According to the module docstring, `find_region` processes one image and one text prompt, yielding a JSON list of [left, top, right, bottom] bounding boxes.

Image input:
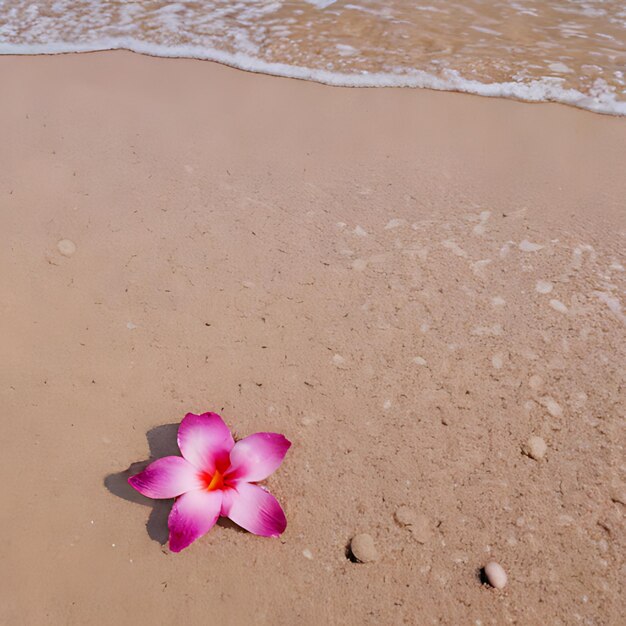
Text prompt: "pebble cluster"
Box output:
[[349, 511, 509, 591]]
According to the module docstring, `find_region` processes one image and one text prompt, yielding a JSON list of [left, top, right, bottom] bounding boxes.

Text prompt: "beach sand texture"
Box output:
[[1, 51, 625, 625]]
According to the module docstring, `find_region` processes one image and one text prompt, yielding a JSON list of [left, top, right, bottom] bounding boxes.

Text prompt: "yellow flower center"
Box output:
[[206, 469, 224, 491]]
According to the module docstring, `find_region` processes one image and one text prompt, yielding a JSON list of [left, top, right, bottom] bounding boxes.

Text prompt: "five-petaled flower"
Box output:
[[128, 412, 291, 552]]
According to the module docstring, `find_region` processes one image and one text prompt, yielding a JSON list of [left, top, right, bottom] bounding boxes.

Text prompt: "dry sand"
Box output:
[[1, 51, 625, 625]]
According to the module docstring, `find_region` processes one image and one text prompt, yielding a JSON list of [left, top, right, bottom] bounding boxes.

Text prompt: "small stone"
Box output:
[[412, 356, 427, 366], [484, 562, 507, 589], [332, 354, 345, 366], [522, 436, 547, 460], [350, 533, 379, 563], [528, 375, 543, 390], [354, 225, 368, 237], [300, 415, 316, 426], [550, 299, 568, 313], [302, 549, 313, 560], [385, 218, 405, 230], [491, 353, 504, 369], [394, 506, 417, 527], [519, 240, 543, 252], [609, 487, 626, 506], [57, 238, 76, 257], [535, 280, 554, 294], [543, 397, 563, 417], [410, 515, 433, 544]]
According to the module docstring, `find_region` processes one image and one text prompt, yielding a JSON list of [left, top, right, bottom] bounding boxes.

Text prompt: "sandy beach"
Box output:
[[1, 51, 625, 624]]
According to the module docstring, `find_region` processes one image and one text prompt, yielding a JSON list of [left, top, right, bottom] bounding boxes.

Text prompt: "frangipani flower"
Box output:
[[128, 412, 291, 552]]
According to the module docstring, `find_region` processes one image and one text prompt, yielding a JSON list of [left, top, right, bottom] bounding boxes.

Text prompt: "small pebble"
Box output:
[[519, 240, 543, 252], [549, 299, 568, 313], [412, 356, 427, 366], [484, 561, 507, 589], [385, 218, 405, 230], [332, 354, 345, 366], [354, 225, 368, 237], [394, 506, 417, 527], [609, 487, 626, 506], [57, 238, 76, 257], [410, 514, 433, 544], [302, 549, 313, 560], [535, 280, 554, 294], [350, 533, 379, 563], [491, 353, 504, 369], [528, 374, 543, 390], [543, 397, 563, 417], [522, 436, 547, 461]]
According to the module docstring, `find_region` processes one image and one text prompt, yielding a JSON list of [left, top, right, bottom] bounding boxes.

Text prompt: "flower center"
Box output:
[[205, 469, 224, 492]]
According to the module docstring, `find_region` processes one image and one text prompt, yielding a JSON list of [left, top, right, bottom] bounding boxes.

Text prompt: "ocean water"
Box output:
[[1, 0, 625, 115]]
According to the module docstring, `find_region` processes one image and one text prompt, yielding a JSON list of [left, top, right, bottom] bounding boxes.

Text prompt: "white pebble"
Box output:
[[57, 239, 76, 257], [491, 296, 506, 307], [491, 353, 504, 369], [522, 436, 547, 460], [354, 225, 368, 237], [332, 354, 345, 366], [302, 549, 313, 560], [384, 218, 405, 230], [383, 399, 392, 410], [543, 397, 563, 417], [484, 562, 507, 589], [535, 280, 554, 294], [412, 356, 427, 366], [549, 299, 568, 313], [519, 240, 544, 252], [126, 321, 137, 330]]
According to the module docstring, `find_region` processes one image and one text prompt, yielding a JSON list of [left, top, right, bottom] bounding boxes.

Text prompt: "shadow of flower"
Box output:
[[104, 423, 179, 544]]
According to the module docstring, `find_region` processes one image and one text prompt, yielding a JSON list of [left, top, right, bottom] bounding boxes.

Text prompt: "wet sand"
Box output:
[[1, 51, 625, 625]]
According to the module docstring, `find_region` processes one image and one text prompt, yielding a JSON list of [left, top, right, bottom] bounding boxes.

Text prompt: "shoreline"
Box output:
[[1, 50, 625, 625], [0, 46, 624, 117]]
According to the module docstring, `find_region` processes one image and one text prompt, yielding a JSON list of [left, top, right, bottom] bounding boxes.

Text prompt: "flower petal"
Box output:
[[177, 412, 234, 472], [222, 483, 287, 537], [128, 456, 203, 499], [168, 489, 223, 552], [226, 432, 291, 483]]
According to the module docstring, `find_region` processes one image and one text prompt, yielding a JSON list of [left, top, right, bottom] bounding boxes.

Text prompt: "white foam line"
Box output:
[[1, 38, 625, 116]]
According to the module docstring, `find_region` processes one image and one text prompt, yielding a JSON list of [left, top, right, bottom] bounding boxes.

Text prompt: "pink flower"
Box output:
[[128, 412, 291, 552]]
